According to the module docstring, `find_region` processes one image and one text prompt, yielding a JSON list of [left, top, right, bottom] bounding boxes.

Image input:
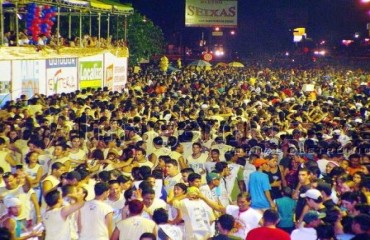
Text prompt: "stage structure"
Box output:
[[0, 0, 133, 46]]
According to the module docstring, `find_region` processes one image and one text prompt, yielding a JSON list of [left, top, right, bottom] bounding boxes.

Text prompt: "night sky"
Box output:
[[126, 0, 369, 54]]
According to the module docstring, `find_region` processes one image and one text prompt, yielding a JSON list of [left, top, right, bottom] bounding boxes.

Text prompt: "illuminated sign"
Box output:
[[185, 0, 238, 28]]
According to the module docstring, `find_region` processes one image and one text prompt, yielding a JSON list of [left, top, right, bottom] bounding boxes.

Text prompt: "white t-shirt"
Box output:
[[164, 173, 182, 194], [226, 205, 263, 239], [43, 208, 71, 240], [290, 227, 317, 240], [174, 198, 215, 240], [79, 199, 113, 240], [116, 215, 156, 240], [158, 223, 183, 240], [143, 198, 167, 218], [105, 195, 126, 224]]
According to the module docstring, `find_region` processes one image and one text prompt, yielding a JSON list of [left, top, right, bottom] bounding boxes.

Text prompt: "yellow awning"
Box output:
[[90, 0, 112, 10], [99, 0, 133, 13]]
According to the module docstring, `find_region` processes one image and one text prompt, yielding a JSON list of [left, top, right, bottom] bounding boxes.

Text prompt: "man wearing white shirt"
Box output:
[[164, 159, 182, 194], [291, 210, 324, 240], [226, 192, 263, 239], [142, 187, 167, 218], [105, 180, 125, 224], [78, 182, 114, 240], [173, 186, 215, 240]]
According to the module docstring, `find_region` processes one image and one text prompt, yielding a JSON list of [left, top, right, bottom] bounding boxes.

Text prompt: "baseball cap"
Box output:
[[4, 197, 21, 208], [300, 189, 322, 200], [206, 172, 221, 183], [303, 210, 326, 224], [253, 158, 268, 168]]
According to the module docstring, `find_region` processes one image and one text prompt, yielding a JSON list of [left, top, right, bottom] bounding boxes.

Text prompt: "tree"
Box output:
[[126, 12, 165, 66]]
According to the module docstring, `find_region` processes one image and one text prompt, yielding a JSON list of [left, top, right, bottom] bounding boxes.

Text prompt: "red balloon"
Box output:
[[46, 13, 52, 18], [51, 12, 57, 16], [44, 5, 50, 10], [33, 36, 38, 42], [45, 33, 51, 38]]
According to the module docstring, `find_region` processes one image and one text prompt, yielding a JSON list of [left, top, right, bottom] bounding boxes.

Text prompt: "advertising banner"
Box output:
[[113, 57, 127, 92], [46, 58, 78, 95], [12, 60, 46, 99], [104, 53, 128, 92], [79, 55, 103, 89], [0, 61, 12, 106], [185, 0, 238, 28]]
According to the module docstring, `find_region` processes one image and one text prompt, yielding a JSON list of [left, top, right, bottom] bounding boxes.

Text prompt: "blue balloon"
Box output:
[[51, 17, 56, 22], [51, 6, 57, 12]]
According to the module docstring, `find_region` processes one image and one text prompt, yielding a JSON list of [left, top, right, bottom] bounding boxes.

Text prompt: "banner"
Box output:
[[113, 57, 127, 92], [12, 60, 45, 99], [46, 58, 78, 95], [79, 54, 103, 89], [0, 61, 12, 106], [104, 53, 128, 92], [185, 0, 238, 28]]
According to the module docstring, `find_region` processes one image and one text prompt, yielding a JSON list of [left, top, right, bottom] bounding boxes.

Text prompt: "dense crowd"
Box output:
[[3, 31, 127, 48], [0, 60, 369, 240]]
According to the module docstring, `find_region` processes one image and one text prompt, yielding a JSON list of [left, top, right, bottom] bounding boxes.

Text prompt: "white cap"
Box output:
[[4, 197, 21, 208], [300, 189, 322, 200]]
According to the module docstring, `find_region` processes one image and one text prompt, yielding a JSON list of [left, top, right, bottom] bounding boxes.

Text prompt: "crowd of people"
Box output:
[[3, 30, 127, 48], [0, 60, 368, 240]]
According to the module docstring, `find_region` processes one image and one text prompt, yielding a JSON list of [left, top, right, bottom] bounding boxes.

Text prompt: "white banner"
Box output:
[[45, 58, 78, 95], [185, 0, 238, 28], [12, 60, 46, 100], [0, 61, 12, 107], [104, 53, 127, 92]]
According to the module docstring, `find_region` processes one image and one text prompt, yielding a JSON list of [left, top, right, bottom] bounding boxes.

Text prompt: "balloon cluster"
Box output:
[[26, 3, 57, 42]]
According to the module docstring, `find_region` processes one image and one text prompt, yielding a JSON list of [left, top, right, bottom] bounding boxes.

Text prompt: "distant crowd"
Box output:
[[3, 30, 127, 48], [0, 61, 368, 240]]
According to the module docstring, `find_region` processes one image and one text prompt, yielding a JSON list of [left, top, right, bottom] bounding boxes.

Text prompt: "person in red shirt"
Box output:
[[246, 209, 290, 240]]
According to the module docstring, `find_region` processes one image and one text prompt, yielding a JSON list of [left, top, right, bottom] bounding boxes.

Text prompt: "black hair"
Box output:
[[124, 188, 135, 202], [45, 189, 61, 207], [180, 168, 194, 174], [218, 214, 235, 231], [141, 187, 155, 196], [94, 182, 109, 196], [174, 183, 187, 193], [263, 209, 279, 223], [152, 208, 168, 224], [117, 175, 131, 184], [138, 180, 152, 191], [315, 224, 337, 240], [51, 162, 65, 171], [164, 158, 178, 166], [187, 173, 201, 183], [139, 233, 156, 240], [98, 171, 111, 182]]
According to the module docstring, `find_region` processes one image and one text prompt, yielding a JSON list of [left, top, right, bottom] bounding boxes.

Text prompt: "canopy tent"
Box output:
[[63, 0, 89, 7], [188, 60, 212, 67], [3, 0, 134, 14], [228, 61, 245, 68], [1, 0, 134, 46]]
